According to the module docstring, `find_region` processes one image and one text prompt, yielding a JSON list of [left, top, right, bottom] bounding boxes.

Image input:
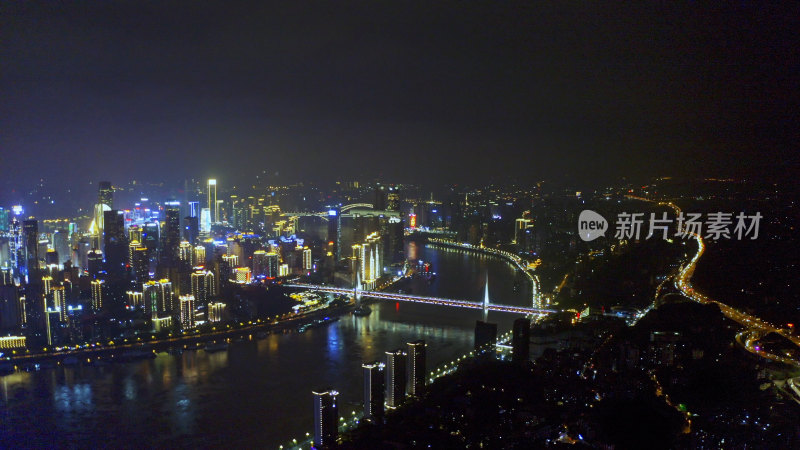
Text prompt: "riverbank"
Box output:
[[0, 302, 357, 370]]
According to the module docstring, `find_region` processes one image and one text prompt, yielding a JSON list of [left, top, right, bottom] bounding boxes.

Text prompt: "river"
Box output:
[[0, 241, 532, 447]]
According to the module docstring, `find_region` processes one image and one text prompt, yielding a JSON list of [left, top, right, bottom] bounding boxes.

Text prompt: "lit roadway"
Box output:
[[629, 196, 800, 368], [284, 283, 556, 316], [424, 237, 543, 309]]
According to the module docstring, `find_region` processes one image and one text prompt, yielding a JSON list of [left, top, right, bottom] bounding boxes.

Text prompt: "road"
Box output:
[[628, 196, 800, 367]]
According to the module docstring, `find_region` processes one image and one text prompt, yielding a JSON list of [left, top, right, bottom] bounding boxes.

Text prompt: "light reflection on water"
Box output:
[[0, 244, 531, 446]]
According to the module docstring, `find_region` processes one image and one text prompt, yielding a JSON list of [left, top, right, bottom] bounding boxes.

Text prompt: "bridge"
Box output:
[[284, 282, 557, 316], [280, 203, 391, 220]]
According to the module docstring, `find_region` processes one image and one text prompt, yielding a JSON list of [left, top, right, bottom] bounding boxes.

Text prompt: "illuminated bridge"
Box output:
[[284, 283, 557, 316]]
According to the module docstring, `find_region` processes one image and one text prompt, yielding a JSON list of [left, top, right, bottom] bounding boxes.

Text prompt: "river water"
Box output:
[[0, 242, 532, 448]]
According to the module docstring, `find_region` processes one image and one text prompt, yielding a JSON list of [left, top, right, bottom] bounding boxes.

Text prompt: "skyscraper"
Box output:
[[385, 348, 407, 409], [327, 208, 341, 261], [102, 210, 127, 279], [98, 181, 113, 209], [183, 215, 199, 244], [191, 269, 215, 310], [207, 179, 218, 224], [406, 340, 426, 397], [144, 279, 173, 316], [179, 294, 195, 328], [474, 320, 498, 356], [90, 279, 104, 310], [312, 388, 339, 448], [87, 249, 103, 279], [252, 250, 268, 279], [362, 361, 385, 423], [162, 203, 181, 266], [23, 219, 39, 278], [512, 318, 531, 363]]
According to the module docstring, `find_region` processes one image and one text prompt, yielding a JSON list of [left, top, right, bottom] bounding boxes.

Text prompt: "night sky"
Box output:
[[2, 2, 797, 192]]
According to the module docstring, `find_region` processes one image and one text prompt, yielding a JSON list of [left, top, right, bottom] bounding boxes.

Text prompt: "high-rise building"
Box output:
[[208, 301, 225, 322], [252, 250, 268, 279], [162, 203, 181, 266], [87, 249, 103, 279], [312, 388, 339, 448], [233, 267, 251, 284], [474, 320, 498, 355], [190, 269, 216, 308], [266, 251, 279, 278], [0, 284, 21, 331], [374, 186, 387, 210], [91, 279, 105, 310], [102, 210, 127, 279], [52, 285, 67, 322], [302, 247, 312, 272], [200, 208, 211, 234], [183, 216, 198, 244], [207, 179, 218, 224], [193, 245, 206, 267], [23, 219, 40, 278], [385, 348, 407, 409], [362, 361, 385, 423], [143, 279, 173, 315], [126, 290, 144, 309], [179, 294, 195, 328], [52, 229, 70, 265], [98, 181, 113, 209], [512, 318, 531, 363], [357, 232, 382, 289], [406, 340, 426, 397], [326, 208, 341, 261], [131, 246, 150, 285], [179, 241, 193, 265]]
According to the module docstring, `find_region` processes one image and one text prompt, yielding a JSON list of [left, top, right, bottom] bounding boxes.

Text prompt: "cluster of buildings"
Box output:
[[313, 340, 426, 448], [0, 179, 327, 349]]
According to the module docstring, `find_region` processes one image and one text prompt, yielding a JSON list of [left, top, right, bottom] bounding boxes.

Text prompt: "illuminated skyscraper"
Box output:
[[98, 181, 113, 209], [207, 179, 218, 224], [193, 245, 206, 267], [208, 301, 225, 322], [302, 247, 312, 272], [252, 250, 268, 279], [143, 280, 173, 315], [191, 269, 216, 308], [327, 208, 341, 261], [266, 251, 279, 278], [91, 279, 105, 310], [131, 246, 150, 284], [87, 249, 103, 279], [23, 219, 39, 278], [102, 210, 127, 279], [406, 340, 426, 397], [179, 294, 195, 328], [200, 208, 211, 234], [384, 348, 406, 409], [312, 388, 339, 447], [179, 241, 193, 265], [162, 203, 181, 266], [234, 267, 251, 284], [126, 290, 143, 309], [52, 285, 67, 322], [362, 361, 385, 423]]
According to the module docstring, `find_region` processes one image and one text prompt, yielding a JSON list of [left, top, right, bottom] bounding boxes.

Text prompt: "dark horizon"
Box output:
[[2, 2, 798, 192]]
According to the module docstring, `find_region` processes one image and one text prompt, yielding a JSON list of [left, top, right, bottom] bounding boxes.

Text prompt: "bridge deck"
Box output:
[[285, 283, 556, 315]]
